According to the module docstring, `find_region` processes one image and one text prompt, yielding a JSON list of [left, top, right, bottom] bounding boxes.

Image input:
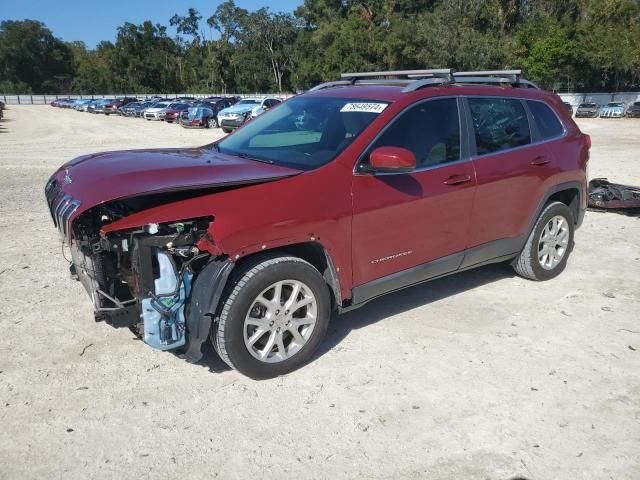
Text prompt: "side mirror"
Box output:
[[262, 105, 268, 110], [368, 146, 416, 173]]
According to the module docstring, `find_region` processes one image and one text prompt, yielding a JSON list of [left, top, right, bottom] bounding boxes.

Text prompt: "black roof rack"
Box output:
[[309, 68, 539, 92]]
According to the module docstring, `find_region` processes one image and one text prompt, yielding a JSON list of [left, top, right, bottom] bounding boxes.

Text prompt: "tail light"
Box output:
[[584, 134, 591, 149]]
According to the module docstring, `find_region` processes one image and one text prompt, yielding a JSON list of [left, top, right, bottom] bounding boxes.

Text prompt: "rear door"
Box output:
[[465, 96, 553, 251], [351, 97, 476, 289]]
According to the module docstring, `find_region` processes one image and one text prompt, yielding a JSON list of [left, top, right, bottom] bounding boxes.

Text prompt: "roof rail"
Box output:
[[309, 68, 539, 93], [455, 69, 523, 79], [340, 69, 454, 81]]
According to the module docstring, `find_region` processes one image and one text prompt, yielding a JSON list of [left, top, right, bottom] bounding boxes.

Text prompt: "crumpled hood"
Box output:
[[49, 147, 301, 218], [219, 104, 259, 115]]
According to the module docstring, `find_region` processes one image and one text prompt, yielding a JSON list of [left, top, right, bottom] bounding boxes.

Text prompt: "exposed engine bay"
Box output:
[[45, 176, 233, 361]]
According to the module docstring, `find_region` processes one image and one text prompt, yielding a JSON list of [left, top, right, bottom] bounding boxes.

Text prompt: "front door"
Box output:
[[351, 97, 476, 295]]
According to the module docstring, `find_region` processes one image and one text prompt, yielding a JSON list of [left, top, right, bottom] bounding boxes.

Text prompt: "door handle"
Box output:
[[531, 156, 550, 166], [443, 174, 472, 186]]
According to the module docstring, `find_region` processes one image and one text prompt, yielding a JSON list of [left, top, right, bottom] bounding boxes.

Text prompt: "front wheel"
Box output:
[[212, 256, 331, 379], [512, 201, 575, 281], [222, 128, 232, 134]]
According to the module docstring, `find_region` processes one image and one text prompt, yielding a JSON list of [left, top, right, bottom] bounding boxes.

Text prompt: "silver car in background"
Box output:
[[600, 102, 627, 118]]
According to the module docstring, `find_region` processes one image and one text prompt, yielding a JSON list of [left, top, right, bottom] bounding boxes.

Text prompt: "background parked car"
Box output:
[[626, 101, 640, 118], [131, 101, 156, 117], [217, 97, 281, 133], [162, 103, 191, 123], [179, 105, 216, 128], [94, 99, 117, 114], [73, 99, 93, 111], [56, 98, 74, 108], [562, 102, 574, 116], [120, 101, 145, 117], [575, 102, 599, 118], [193, 97, 237, 128], [104, 97, 138, 115], [143, 101, 171, 120], [600, 102, 626, 118]]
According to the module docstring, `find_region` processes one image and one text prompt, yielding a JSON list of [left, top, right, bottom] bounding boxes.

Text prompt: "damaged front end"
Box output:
[[45, 177, 233, 362]]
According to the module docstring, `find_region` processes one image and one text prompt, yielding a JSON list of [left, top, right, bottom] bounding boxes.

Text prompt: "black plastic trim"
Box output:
[[459, 236, 524, 270], [181, 258, 234, 363], [351, 252, 464, 306], [527, 181, 584, 232]]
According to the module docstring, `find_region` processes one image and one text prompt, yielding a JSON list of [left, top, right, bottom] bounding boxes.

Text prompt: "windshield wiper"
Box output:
[[236, 152, 274, 164], [211, 141, 220, 152]]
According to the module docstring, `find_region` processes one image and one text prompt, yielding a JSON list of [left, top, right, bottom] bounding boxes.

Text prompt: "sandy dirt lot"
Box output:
[[0, 106, 639, 480]]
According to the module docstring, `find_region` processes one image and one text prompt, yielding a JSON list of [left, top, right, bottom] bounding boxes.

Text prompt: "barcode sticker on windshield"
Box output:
[[340, 103, 388, 114]]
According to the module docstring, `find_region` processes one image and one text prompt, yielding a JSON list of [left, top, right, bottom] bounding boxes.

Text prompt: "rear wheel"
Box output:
[[513, 201, 575, 281], [212, 256, 331, 379], [208, 117, 218, 128]]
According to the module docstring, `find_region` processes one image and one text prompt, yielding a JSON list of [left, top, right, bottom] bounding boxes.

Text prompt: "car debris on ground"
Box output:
[[588, 178, 640, 214]]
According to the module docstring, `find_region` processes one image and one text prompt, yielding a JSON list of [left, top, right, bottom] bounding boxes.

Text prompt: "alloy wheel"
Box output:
[[243, 280, 317, 363], [537, 215, 569, 270]]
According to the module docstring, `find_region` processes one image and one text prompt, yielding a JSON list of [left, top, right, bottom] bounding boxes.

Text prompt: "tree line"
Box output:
[[1, 0, 639, 94]]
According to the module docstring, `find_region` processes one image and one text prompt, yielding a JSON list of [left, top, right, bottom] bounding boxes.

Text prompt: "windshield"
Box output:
[[238, 99, 260, 105], [607, 102, 623, 107], [217, 97, 389, 171], [580, 103, 596, 108]]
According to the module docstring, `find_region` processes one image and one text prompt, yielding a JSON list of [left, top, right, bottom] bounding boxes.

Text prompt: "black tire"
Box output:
[[212, 255, 331, 379], [513, 201, 575, 281], [222, 128, 232, 133]]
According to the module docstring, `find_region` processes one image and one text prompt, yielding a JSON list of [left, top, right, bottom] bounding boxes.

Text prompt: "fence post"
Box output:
[[17, 96, 20, 105]]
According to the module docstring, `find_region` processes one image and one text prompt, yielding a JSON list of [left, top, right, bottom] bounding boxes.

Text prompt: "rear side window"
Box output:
[[527, 101, 564, 140], [369, 98, 460, 167], [468, 98, 531, 155]]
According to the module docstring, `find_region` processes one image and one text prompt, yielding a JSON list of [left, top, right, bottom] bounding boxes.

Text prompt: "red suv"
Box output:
[[45, 69, 589, 379]]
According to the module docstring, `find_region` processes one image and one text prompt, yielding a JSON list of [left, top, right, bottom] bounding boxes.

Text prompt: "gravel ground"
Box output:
[[0, 106, 639, 480]]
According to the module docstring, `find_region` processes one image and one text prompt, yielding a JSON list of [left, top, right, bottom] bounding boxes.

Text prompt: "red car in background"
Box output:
[[104, 97, 138, 115], [44, 69, 589, 379], [162, 103, 191, 123]]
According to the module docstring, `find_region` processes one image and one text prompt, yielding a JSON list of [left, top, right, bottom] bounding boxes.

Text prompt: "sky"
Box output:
[[1, 0, 302, 48]]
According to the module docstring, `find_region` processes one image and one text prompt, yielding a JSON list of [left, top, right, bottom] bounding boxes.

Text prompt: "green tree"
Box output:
[[0, 20, 74, 93]]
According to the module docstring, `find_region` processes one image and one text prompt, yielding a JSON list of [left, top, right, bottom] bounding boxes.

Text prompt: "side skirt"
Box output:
[[344, 236, 525, 312]]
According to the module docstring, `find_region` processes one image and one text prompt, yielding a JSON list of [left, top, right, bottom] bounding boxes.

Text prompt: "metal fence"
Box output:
[[0, 93, 291, 105], [2, 91, 638, 107], [557, 92, 640, 108]]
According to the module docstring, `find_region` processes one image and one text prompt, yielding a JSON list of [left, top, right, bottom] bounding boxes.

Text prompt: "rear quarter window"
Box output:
[[527, 101, 564, 140]]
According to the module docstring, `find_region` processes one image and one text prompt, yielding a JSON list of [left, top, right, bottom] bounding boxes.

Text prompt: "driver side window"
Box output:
[[368, 98, 461, 168]]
